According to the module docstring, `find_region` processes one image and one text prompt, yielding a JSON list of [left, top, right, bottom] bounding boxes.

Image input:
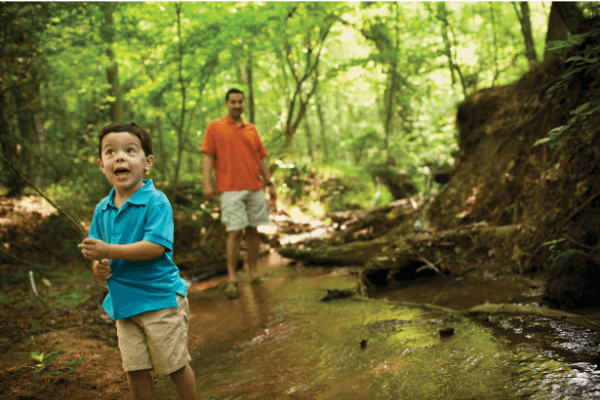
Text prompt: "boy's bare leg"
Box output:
[[126, 369, 154, 400], [169, 364, 197, 400], [245, 227, 259, 280], [226, 230, 243, 282]]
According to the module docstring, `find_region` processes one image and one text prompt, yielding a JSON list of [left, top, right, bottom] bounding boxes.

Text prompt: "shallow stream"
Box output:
[[155, 253, 600, 399]]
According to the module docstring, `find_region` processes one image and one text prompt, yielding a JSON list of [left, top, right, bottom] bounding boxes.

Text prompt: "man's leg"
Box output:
[[245, 226, 260, 281], [226, 229, 243, 283], [126, 369, 154, 400], [169, 364, 197, 400]]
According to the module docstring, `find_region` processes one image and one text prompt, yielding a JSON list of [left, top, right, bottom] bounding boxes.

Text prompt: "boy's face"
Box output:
[[225, 93, 245, 120], [98, 131, 154, 197]]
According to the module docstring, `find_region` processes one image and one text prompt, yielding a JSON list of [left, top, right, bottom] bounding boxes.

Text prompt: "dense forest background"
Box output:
[[1, 1, 562, 219]]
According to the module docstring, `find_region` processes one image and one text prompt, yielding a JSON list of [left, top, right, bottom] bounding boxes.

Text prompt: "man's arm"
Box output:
[[203, 152, 216, 202], [79, 238, 165, 261], [259, 158, 277, 202]]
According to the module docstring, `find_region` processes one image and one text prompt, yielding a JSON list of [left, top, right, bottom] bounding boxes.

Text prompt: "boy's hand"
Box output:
[[79, 238, 110, 261], [93, 259, 112, 281]]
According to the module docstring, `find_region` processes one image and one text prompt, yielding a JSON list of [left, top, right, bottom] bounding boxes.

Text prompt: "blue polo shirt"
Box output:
[[89, 179, 187, 320]]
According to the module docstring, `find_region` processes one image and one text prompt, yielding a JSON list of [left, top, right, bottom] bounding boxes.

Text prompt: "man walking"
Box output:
[[201, 88, 276, 299]]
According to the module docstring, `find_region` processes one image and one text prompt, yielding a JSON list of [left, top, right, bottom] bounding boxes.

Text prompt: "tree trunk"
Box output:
[[246, 49, 256, 124], [99, 3, 123, 123], [279, 240, 388, 266], [304, 118, 314, 160], [514, 2, 538, 67], [316, 94, 329, 162], [435, 2, 467, 96], [544, 3, 570, 61], [170, 2, 187, 202]]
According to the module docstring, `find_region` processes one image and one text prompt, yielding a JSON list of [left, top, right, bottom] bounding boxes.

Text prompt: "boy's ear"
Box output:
[[144, 155, 154, 171], [98, 158, 104, 169]]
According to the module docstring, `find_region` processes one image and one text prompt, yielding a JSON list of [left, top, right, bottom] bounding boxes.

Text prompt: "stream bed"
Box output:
[[155, 253, 600, 399]]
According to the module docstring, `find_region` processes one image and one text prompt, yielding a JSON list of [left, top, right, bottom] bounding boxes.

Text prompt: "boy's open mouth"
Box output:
[[114, 168, 130, 177]]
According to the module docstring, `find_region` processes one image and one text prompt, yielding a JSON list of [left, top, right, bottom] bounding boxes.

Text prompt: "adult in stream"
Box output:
[[201, 88, 277, 299]]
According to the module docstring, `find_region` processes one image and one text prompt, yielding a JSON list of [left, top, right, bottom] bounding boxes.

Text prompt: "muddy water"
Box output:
[[155, 253, 600, 399]]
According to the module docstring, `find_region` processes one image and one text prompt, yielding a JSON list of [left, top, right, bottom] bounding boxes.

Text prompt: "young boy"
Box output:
[[78, 122, 197, 400]]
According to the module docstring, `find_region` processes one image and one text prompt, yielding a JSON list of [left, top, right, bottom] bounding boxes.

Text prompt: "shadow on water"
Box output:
[[155, 253, 600, 399]]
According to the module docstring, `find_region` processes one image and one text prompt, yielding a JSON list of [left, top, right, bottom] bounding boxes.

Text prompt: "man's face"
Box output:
[[225, 93, 245, 119]]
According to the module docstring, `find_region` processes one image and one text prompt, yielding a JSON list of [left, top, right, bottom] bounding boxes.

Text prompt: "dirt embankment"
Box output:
[[279, 47, 600, 300], [428, 55, 600, 274]]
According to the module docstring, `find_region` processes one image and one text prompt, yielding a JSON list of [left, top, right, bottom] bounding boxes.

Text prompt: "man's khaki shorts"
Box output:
[[116, 294, 191, 375], [220, 189, 270, 232]]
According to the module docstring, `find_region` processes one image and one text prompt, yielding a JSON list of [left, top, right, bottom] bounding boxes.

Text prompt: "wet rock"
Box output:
[[368, 319, 407, 334], [438, 327, 455, 338], [320, 288, 356, 301], [543, 250, 600, 310]]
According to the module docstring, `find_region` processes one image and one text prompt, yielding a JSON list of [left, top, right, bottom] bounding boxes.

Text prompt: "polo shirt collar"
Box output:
[[101, 179, 155, 210], [225, 114, 245, 126]]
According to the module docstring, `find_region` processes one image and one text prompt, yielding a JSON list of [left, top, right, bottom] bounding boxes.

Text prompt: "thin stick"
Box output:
[[0, 153, 87, 238], [29, 270, 50, 310]]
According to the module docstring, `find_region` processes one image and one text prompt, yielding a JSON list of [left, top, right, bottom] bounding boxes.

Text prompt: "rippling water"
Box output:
[[154, 253, 600, 399]]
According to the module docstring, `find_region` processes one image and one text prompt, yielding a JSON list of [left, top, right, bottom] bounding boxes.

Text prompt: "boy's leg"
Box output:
[[245, 226, 259, 280], [226, 229, 243, 282], [126, 369, 154, 400], [169, 364, 197, 400]]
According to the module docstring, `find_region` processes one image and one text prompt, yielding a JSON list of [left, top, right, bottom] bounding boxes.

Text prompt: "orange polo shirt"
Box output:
[[201, 115, 268, 193]]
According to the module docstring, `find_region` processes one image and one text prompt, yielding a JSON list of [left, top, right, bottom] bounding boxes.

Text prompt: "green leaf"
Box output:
[[533, 137, 550, 147], [570, 103, 590, 116], [44, 350, 66, 365], [47, 371, 63, 376], [30, 351, 44, 362]]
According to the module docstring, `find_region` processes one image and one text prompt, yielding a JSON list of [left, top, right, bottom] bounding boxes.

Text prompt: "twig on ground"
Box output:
[[200, 223, 215, 247], [416, 256, 443, 275], [564, 234, 599, 251], [0, 153, 87, 238], [476, 297, 513, 322], [29, 270, 50, 310]]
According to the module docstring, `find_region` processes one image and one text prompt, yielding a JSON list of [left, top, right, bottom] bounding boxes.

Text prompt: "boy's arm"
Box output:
[[79, 238, 165, 261]]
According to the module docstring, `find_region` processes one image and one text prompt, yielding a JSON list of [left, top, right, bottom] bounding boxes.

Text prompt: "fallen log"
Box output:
[[278, 239, 388, 266], [278, 223, 526, 276]]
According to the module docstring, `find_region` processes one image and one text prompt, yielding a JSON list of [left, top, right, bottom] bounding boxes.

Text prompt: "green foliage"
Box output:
[[549, 249, 585, 270], [61, 357, 88, 375], [535, 25, 600, 149], [1, 2, 553, 204], [278, 163, 393, 217], [21, 350, 66, 379], [20, 350, 87, 380], [541, 238, 567, 261]]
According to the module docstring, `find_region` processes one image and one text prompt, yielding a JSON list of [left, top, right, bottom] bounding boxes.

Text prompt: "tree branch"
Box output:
[[0, 153, 87, 238]]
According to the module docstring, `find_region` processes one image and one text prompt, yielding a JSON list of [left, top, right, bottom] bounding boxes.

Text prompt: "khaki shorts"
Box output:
[[116, 294, 191, 375], [221, 190, 270, 232]]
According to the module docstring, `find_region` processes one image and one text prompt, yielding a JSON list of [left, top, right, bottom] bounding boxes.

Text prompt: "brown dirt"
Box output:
[[0, 195, 277, 400]]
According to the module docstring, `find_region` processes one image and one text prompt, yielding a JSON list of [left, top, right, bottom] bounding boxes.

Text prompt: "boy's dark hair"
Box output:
[[98, 122, 153, 158], [225, 88, 244, 101]]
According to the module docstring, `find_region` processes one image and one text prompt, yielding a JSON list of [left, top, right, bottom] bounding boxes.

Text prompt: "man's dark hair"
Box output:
[[98, 122, 153, 158], [225, 88, 245, 101]]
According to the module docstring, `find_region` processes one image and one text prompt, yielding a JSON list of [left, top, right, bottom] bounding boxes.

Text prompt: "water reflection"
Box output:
[[154, 254, 600, 399]]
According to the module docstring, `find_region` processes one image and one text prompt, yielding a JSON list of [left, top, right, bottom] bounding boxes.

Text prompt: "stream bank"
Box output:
[[154, 253, 600, 400]]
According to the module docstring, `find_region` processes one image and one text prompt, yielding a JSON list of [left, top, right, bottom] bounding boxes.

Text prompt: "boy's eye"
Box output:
[[106, 149, 115, 155], [127, 148, 137, 154]]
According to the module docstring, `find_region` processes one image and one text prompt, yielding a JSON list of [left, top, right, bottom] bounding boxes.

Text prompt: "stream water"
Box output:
[[155, 253, 600, 399]]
